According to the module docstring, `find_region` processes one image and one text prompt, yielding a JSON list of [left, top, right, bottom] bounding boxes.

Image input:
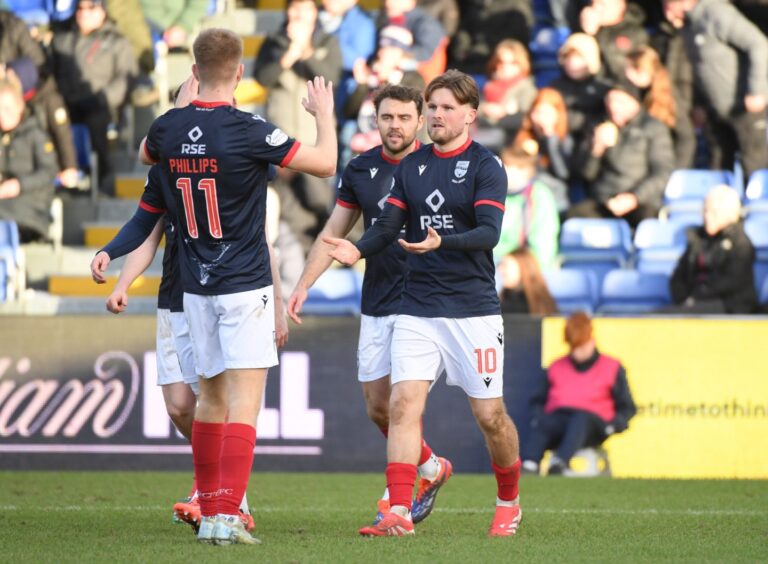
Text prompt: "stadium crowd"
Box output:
[[0, 0, 768, 313]]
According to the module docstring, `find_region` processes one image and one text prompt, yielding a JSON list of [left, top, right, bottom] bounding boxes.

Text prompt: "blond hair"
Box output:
[[193, 28, 243, 85]]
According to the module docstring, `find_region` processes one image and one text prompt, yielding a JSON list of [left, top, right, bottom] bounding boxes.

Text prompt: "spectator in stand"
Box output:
[[522, 312, 636, 476], [108, 0, 154, 77], [255, 0, 341, 144], [476, 39, 536, 148], [449, 0, 532, 76], [344, 25, 425, 154], [5, 57, 79, 189], [579, 0, 649, 84], [551, 33, 610, 152], [664, 0, 768, 180], [51, 0, 137, 189], [0, 10, 47, 75], [0, 77, 58, 242], [318, 0, 376, 121], [377, 0, 446, 83], [417, 0, 460, 38], [497, 249, 558, 315], [569, 84, 674, 228], [495, 141, 561, 274], [139, 0, 208, 50], [669, 185, 758, 314], [625, 46, 695, 168], [514, 88, 574, 212]]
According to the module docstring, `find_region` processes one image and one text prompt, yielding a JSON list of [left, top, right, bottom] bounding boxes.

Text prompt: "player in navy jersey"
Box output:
[[326, 70, 523, 538], [92, 28, 337, 546], [93, 164, 259, 534], [287, 84, 452, 527]]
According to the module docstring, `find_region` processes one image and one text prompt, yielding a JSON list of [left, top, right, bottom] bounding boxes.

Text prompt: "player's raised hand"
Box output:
[[287, 287, 308, 325], [105, 289, 128, 314], [399, 227, 441, 254], [90, 251, 111, 284], [323, 236, 361, 266], [174, 74, 199, 108], [301, 76, 334, 119]]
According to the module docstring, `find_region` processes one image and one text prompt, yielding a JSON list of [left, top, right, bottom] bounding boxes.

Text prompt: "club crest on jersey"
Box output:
[[418, 164, 427, 176], [454, 160, 469, 178], [266, 128, 288, 146], [369, 167, 379, 179]]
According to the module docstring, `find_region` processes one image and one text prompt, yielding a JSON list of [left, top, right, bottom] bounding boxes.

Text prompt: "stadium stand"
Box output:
[[559, 218, 633, 284], [745, 169, 768, 219], [633, 218, 690, 276], [543, 268, 598, 314], [598, 270, 671, 314], [662, 169, 736, 219]]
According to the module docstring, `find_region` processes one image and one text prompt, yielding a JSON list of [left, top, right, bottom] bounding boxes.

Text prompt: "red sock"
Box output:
[[192, 420, 224, 517], [218, 423, 256, 515], [418, 439, 433, 466], [386, 462, 417, 511], [492, 459, 521, 502], [378, 426, 388, 438], [188, 476, 197, 499]]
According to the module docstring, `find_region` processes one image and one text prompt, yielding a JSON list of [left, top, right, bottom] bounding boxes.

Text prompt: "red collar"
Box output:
[[432, 136, 472, 158], [191, 100, 232, 108]]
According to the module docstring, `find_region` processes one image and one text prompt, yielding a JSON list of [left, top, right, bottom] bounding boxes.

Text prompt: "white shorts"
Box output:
[[184, 286, 278, 378], [156, 309, 199, 394], [391, 314, 505, 399], [357, 314, 397, 382]]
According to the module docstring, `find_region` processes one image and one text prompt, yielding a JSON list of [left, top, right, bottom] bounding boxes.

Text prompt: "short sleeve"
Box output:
[[473, 154, 507, 213], [139, 166, 167, 214], [144, 117, 164, 164], [336, 164, 360, 209], [248, 117, 301, 167]]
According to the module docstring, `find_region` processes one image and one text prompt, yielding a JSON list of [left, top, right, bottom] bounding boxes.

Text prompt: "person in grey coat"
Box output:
[[0, 78, 58, 241], [568, 83, 675, 228], [664, 0, 768, 179]]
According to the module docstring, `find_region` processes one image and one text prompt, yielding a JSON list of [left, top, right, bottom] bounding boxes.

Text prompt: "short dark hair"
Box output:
[[373, 84, 424, 115], [424, 69, 480, 109]]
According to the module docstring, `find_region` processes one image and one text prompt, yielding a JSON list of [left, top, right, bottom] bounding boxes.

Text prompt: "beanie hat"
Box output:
[[6, 57, 38, 101], [609, 79, 643, 103], [559, 33, 601, 76], [379, 25, 413, 50]]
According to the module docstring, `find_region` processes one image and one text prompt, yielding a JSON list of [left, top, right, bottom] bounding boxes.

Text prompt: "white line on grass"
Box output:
[[0, 506, 764, 517]]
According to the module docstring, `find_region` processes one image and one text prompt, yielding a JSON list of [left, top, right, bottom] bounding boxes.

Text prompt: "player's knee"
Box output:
[[475, 406, 509, 435], [366, 400, 389, 428], [389, 393, 418, 425], [165, 401, 193, 423]]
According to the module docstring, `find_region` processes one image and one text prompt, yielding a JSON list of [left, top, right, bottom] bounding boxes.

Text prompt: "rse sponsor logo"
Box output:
[[420, 188, 453, 230], [181, 144, 206, 155]]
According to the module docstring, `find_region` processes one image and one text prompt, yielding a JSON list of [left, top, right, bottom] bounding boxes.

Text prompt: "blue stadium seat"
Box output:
[[0, 220, 21, 266], [744, 219, 768, 261], [544, 268, 598, 314], [598, 270, 671, 313], [663, 169, 736, 216], [760, 276, 768, 305], [529, 26, 570, 56], [560, 218, 633, 284], [634, 219, 691, 276], [744, 169, 768, 219], [301, 268, 362, 316]]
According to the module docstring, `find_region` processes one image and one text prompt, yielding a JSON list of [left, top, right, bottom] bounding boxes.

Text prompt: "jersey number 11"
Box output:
[[176, 177, 223, 239]]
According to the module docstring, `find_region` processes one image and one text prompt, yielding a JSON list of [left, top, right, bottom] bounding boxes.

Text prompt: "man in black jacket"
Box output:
[[670, 185, 758, 314], [568, 84, 674, 227], [0, 78, 58, 241], [664, 0, 768, 179]]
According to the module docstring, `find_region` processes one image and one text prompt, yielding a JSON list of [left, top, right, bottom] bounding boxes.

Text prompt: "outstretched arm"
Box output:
[[288, 204, 361, 324], [325, 201, 407, 265], [106, 220, 164, 313]]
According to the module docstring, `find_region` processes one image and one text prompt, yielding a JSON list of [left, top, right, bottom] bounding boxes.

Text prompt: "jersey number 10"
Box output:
[[176, 177, 223, 239]]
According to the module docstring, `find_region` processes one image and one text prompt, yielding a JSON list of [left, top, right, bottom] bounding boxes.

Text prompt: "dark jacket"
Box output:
[[530, 350, 636, 432], [0, 11, 47, 74], [51, 19, 137, 113], [550, 74, 610, 136], [0, 114, 58, 237], [593, 3, 649, 85], [682, 0, 768, 117], [28, 77, 78, 171], [579, 110, 674, 207], [670, 223, 758, 314]]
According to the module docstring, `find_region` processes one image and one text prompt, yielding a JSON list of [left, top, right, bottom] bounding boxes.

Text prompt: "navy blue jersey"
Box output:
[[338, 145, 412, 317], [387, 138, 507, 318], [144, 101, 299, 295]]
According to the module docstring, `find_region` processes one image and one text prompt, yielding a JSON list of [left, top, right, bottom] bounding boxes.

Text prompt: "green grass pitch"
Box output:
[[0, 472, 765, 563]]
